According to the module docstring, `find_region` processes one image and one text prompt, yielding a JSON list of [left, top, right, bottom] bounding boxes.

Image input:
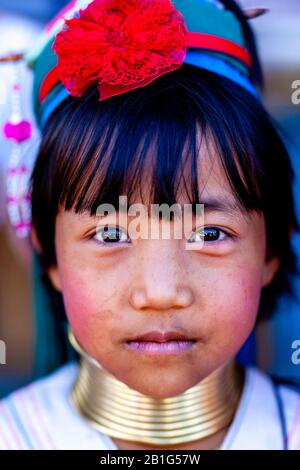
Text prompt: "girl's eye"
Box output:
[[188, 227, 232, 244], [92, 226, 131, 246], [90, 226, 231, 246]]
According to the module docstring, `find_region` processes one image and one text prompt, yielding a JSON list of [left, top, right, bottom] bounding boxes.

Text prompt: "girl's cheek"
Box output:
[[59, 269, 107, 330], [208, 270, 262, 346], [228, 280, 260, 323], [60, 276, 116, 361]]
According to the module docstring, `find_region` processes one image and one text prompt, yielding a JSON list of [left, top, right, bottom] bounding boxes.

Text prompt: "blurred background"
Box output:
[[0, 0, 300, 398]]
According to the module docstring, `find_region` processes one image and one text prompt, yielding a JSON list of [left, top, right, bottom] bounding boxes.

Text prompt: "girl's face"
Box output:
[[47, 143, 279, 398]]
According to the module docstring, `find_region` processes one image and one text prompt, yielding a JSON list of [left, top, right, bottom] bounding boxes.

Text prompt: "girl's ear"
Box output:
[[262, 256, 280, 288], [47, 265, 62, 292], [30, 225, 62, 291], [30, 225, 42, 253]]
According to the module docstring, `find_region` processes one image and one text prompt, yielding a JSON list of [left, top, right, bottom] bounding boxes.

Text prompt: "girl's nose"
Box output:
[[129, 242, 194, 311], [130, 285, 194, 311]]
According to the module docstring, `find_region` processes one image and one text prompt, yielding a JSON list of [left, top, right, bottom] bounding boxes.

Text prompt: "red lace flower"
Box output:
[[52, 0, 187, 100]]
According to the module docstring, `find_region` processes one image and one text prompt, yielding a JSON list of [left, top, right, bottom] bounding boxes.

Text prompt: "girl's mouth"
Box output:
[[125, 340, 196, 355]]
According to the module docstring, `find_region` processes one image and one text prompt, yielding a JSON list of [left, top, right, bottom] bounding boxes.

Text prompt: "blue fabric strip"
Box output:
[[184, 50, 260, 98], [41, 87, 70, 130]]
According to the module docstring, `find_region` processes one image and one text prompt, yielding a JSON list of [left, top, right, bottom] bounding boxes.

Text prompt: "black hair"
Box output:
[[30, 0, 299, 368]]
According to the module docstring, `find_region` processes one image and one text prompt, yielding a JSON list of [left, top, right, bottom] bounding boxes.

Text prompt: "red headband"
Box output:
[[39, 0, 252, 104]]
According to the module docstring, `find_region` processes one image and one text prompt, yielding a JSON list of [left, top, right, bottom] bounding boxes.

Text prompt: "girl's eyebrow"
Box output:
[[199, 197, 247, 217]]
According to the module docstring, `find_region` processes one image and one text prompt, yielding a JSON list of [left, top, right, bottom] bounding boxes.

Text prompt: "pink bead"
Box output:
[[3, 120, 32, 143]]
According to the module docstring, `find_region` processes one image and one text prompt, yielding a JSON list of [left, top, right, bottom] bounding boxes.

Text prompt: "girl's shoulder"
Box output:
[[274, 375, 300, 450], [221, 366, 300, 450], [0, 361, 115, 450]]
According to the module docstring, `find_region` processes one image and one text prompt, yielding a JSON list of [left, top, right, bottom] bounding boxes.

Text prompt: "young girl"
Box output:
[[1, 0, 300, 450]]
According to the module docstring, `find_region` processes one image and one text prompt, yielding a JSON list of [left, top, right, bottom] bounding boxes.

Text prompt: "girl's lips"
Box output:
[[125, 339, 196, 355], [126, 330, 195, 343]]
